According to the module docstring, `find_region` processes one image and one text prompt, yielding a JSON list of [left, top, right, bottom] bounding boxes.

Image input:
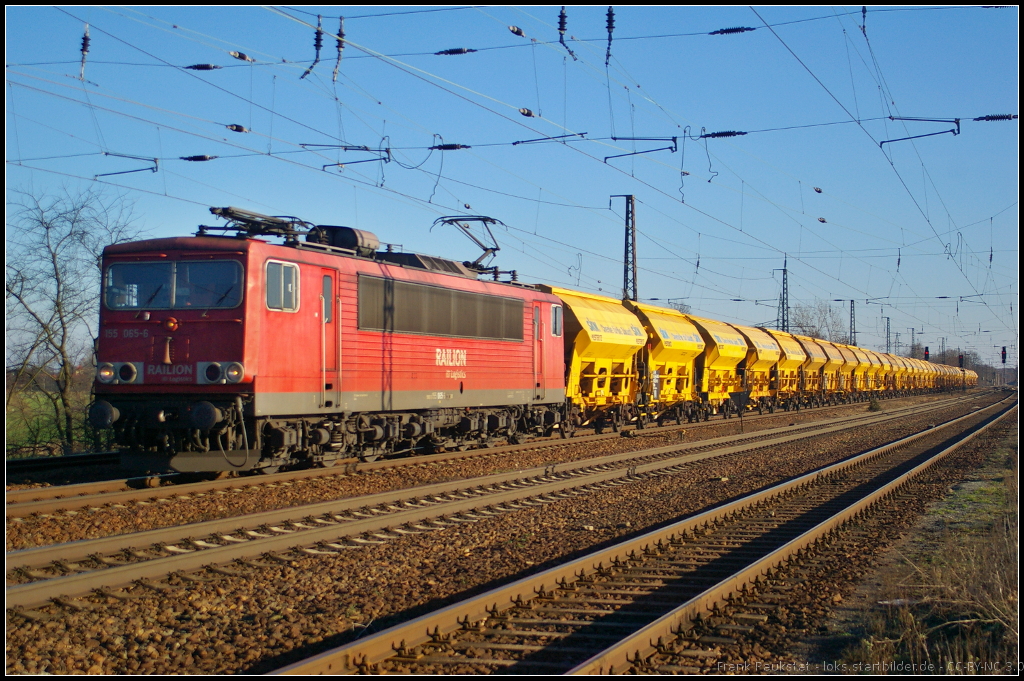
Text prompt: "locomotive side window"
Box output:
[[104, 261, 241, 310], [358, 275, 523, 341], [266, 261, 299, 311], [551, 305, 563, 337], [322, 275, 333, 323]]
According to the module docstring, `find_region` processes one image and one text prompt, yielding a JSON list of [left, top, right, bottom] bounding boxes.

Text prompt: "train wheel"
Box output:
[[257, 466, 281, 475]]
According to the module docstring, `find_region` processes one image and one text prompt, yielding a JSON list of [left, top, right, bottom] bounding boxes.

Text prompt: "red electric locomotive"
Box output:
[[90, 208, 568, 473]]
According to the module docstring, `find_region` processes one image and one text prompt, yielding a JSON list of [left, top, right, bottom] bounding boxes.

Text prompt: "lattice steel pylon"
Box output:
[[776, 257, 789, 332], [614, 195, 638, 301], [849, 300, 856, 346]]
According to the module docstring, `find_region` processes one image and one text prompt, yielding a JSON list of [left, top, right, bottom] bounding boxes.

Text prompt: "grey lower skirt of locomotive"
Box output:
[[89, 395, 571, 474]]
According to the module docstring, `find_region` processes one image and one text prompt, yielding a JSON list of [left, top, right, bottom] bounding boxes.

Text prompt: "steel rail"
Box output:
[[267, 396, 1014, 675], [572, 402, 1018, 674], [6, 392, 985, 517], [7, 393, 989, 575], [8, 396, 976, 609], [5, 452, 120, 473]]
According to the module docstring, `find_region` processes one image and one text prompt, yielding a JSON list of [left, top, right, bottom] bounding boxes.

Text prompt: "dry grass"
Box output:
[[844, 441, 1018, 674]]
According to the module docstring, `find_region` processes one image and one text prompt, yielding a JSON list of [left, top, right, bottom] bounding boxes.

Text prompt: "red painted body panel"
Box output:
[[96, 236, 565, 410]]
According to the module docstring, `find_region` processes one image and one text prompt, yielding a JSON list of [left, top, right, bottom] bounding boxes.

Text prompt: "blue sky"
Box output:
[[6, 6, 1019, 365]]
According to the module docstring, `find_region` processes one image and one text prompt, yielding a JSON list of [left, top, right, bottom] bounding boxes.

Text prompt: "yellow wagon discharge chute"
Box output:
[[538, 286, 644, 422], [624, 301, 705, 409]]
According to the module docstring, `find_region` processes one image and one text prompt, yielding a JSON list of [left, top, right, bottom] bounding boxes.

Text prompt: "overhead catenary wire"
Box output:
[[12, 7, 1011, 350]]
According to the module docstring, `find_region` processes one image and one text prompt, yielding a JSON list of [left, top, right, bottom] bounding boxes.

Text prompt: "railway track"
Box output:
[[5, 392, 988, 518], [5, 393, 1006, 614], [270, 397, 1015, 675], [5, 451, 120, 474]]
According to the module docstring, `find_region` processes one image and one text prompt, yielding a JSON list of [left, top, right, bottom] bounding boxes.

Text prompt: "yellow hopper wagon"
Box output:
[[761, 329, 809, 411], [624, 301, 708, 424], [873, 351, 894, 394], [793, 335, 829, 406], [906, 358, 926, 390], [732, 324, 783, 413], [842, 345, 872, 399], [891, 355, 912, 394], [817, 340, 849, 401], [687, 315, 749, 417], [861, 349, 884, 396], [831, 345, 859, 400], [539, 286, 645, 433]]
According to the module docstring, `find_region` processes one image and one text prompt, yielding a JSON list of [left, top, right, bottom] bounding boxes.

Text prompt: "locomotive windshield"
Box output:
[[104, 260, 243, 310]]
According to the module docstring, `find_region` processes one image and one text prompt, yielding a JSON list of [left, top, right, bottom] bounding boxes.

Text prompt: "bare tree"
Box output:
[[791, 299, 849, 343], [6, 188, 142, 455]]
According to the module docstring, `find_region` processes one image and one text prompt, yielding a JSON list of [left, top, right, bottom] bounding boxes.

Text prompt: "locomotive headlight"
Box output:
[[118, 363, 138, 383], [225, 362, 244, 383], [97, 363, 116, 383], [205, 362, 223, 382]]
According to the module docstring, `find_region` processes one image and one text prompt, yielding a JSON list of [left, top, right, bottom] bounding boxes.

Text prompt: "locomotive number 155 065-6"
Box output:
[[104, 328, 150, 339]]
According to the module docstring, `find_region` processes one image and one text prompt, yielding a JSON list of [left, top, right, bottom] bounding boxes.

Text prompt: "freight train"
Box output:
[[89, 207, 977, 473]]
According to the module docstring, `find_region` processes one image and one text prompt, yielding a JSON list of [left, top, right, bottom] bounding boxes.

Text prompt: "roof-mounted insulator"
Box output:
[[435, 48, 477, 55], [700, 130, 747, 138], [185, 64, 222, 71], [180, 155, 218, 162], [557, 7, 578, 61], [605, 7, 615, 67], [333, 17, 345, 83], [973, 114, 1017, 121], [817, 217, 827, 223], [226, 124, 249, 133], [301, 15, 324, 80], [79, 24, 91, 81], [519, 108, 535, 117], [430, 143, 471, 151], [229, 51, 255, 63], [813, 187, 822, 193], [709, 26, 756, 35], [509, 26, 526, 38]]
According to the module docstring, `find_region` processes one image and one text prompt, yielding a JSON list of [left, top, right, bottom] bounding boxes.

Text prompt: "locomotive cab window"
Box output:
[[551, 305, 563, 337], [104, 261, 242, 310], [322, 275, 333, 323], [266, 261, 299, 311]]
